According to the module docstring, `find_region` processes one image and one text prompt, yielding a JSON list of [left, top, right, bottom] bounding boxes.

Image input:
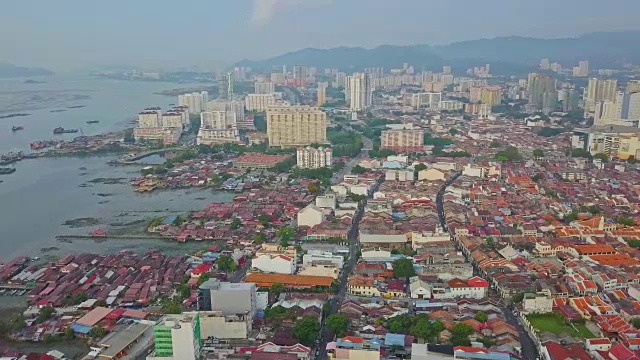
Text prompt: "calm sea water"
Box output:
[[0, 75, 230, 261]]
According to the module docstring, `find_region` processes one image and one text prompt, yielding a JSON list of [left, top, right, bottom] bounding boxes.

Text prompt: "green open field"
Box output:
[[526, 313, 594, 338]]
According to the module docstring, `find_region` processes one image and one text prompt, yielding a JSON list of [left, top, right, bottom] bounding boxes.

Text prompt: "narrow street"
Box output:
[[317, 137, 377, 360], [436, 171, 461, 231]]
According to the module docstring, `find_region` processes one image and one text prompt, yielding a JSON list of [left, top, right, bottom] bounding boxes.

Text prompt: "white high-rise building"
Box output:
[[178, 92, 206, 114], [254, 82, 275, 94], [348, 73, 372, 112], [334, 72, 347, 88], [245, 94, 276, 112], [540, 59, 550, 70], [411, 93, 442, 109], [137, 108, 162, 128], [153, 314, 201, 360], [297, 147, 332, 169], [197, 111, 240, 145]]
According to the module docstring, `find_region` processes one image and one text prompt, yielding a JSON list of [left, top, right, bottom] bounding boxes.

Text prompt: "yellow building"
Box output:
[[266, 106, 327, 147], [481, 86, 502, 105]]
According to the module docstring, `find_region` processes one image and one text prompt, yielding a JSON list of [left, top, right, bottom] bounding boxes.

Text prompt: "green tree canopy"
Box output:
[[392, 258, 416, 278], [351, 165, 368, 174], [217, 255, 237, 272], [292, 316, 320, 345], [270, 283, 285, 294], [532, 149, 545, 157], [327, 314, 351, 337], [474, 312, 488, 323]]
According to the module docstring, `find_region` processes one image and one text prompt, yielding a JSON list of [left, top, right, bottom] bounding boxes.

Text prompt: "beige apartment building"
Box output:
[[381, 129, 424, 153], [245, 94, 276, 112], [266, 106, 327, 147]]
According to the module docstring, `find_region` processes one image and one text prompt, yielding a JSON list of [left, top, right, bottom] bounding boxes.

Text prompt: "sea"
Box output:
[[0, 74, 232, 261]]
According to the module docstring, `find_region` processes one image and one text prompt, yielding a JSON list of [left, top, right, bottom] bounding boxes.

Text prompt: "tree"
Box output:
[[71, 292, 88, 305], [230, 218, 242, 229], [564, 211, 579, 222], [512, 293, 525, 303], [571, 148, 592, 158], [197, 273, 211, 286], [451, 323, 474, 336], [594, 152, 609, 163], [88, 325, 107, 339], [307, 182, 321, 193], [490, 140, 501, 148], [532, 149, 545, 157], [536, 127, 565, 137], [449, 128, 459, 136], [531, 173, 544, 182], [486, 237, 496, 249], [632, 318, 640, 330], [292, 316, 320, 345], [351, 165, 367, 174], [474, 312, 488, 323], [217, 255, 237, 272], [409, 318, 437, 341], [327, 314, 350, 337], [618, 217, 635, 227], [386, 314, 414, 334], [254, 233, 267, 244], [495, 146, 522, 161], [277, 227, 294, 243], [94, 299, 107, 307], [162, 299, 182, 314], [451, 334, 472, 347], [64, 327, 76, 340], [414, 163, 428, 173], [270, 283, 285, 294], [588, 205, 601, 215], [392, 258, 416, 278], [37, 306, 56, 323], [178, 283, 191, 299]]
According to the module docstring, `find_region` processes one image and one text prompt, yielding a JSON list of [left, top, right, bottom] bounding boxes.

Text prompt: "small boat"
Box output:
[[0, 168, 16, 175], [11, 126, 24, 131], [0, 289, 6, 294], [86, 120, 99, 124], [53, 127, 79, 134], [9, 290, 17, 295]]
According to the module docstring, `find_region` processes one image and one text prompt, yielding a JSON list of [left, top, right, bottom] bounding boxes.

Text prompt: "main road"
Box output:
[[316, 138, 380, 360]]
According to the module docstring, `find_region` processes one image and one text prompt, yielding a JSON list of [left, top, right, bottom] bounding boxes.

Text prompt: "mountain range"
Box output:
[[235, 31, 640, 75], [0, 62, 54, 78]]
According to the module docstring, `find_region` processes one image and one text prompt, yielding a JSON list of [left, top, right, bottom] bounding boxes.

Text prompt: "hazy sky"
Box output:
[[3, 0, 640, 70]]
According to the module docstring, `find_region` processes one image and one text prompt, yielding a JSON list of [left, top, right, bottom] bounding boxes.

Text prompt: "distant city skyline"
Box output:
[[2, 0, 640, 70]]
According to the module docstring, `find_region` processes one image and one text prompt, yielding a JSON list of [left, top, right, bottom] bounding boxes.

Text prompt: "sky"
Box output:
[[3, 0, 640, 71]]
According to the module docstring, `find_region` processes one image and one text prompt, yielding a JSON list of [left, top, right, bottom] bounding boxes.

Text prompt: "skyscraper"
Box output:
[[539, 59, 550, 70], [254, 82, 275, 94], [293, 65, 309, 80], [585, 78, 618, 113], [572, 61, 590, 77], [317, 84, 327, 106], [348, 73, 372, 112], [527, 73, 555, 111], [217, 73, 234, 100]]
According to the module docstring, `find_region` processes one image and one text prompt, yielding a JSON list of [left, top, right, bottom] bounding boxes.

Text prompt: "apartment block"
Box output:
[[266, 106, 327, 147], [152, 314, 201, 360], [197, 279, 257, 315], [245, 94, 276, 112], [296, 146, 332, 169], [254, 81, 275, 94], [380, 129, 424, 153]]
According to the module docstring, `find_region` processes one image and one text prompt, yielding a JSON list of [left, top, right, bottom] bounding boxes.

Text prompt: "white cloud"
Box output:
[[250, 0, 333, 27]]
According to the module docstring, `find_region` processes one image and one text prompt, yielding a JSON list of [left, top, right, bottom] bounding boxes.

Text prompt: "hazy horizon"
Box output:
[[3, 0, 640, 71]]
